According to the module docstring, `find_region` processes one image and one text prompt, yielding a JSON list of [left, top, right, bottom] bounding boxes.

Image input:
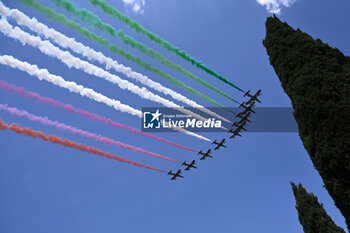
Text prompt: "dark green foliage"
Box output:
[[263, 16, 350, 230], [291, 183, 346, 233]]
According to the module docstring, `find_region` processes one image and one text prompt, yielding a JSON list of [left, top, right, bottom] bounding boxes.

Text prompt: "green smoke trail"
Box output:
[[51, 0, 239, 103], [17, 0, 232, 112], [87, 0, 244, 92]]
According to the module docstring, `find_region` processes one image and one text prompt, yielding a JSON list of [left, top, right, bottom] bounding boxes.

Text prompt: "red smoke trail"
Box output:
[[0, 118, 165, 173], [0, 80, 195, 152], [0, 103, 179, 163]]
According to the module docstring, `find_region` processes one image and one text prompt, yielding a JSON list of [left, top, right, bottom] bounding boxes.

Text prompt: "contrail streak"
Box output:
[[0, 55, 210, 141], [0, 54, 141, 117], [86, 0, 244, 92], [0, 103, 179, 163], [52, 0, 239, 103], [162, 121, 212, 142], [0, 3, 230, 123], [17, 0, 231, 111], [0, 118, 165, 172], [0, 18, 216, 123], [0, 80, 196, 151]]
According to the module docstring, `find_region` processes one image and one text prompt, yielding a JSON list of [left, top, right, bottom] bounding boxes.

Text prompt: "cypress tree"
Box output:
[[291, 183, 345, 233], [263, 16, 350, 230]]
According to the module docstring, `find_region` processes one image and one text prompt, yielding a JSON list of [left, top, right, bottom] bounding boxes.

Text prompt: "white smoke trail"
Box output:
[[162, 121, 212, 142], [0, 54, 141, 117], [175, 128, 211, 142], [0, 2, 230, 123], [0, 55, 211, 141], [0, 18, 213, 124]]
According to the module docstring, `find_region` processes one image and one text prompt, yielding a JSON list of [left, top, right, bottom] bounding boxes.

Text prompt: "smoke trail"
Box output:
[[0, 103, 179, 162], [162, 121, 212, 142], [0, 18, 221, 122], [86, 0, 244, 92], [0, 54, 141, 117], [52, 0, 239, 103], [0, 118, 165, 172], [0, 55, 210, 141], [17, 0, 232, 112], [0, 80, 196, 151], [0, 3, 230, 123]]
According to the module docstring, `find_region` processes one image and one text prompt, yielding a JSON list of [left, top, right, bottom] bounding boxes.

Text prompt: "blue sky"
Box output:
[[0, 0, 349, 232]]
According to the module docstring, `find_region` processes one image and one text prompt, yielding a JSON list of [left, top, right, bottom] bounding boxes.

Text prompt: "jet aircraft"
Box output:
[[182, 160, 198, 170], [240, 101, 255, 109], [236, 110, 253, 120], [236, 124, 247, 132], [212, 139, 227, 150], [198, 149, 213, 160], [244, 90, 262, 103], [232, 118, 249, 128], [241, 105, 256, 114], [237, 116, 251, 124], [168, 169, 184, 180], [228, 128, 237, 134], [230, 131, 242, 139], [239, 101, 247, 108]]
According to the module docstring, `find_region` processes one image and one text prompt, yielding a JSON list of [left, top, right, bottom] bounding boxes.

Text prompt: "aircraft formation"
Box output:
[[168, 90, 262, 180], [0, 1, 262, 179]]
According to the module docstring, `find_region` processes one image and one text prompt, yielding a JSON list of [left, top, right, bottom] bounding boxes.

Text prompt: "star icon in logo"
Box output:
[[150, 109, 162, 122]]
